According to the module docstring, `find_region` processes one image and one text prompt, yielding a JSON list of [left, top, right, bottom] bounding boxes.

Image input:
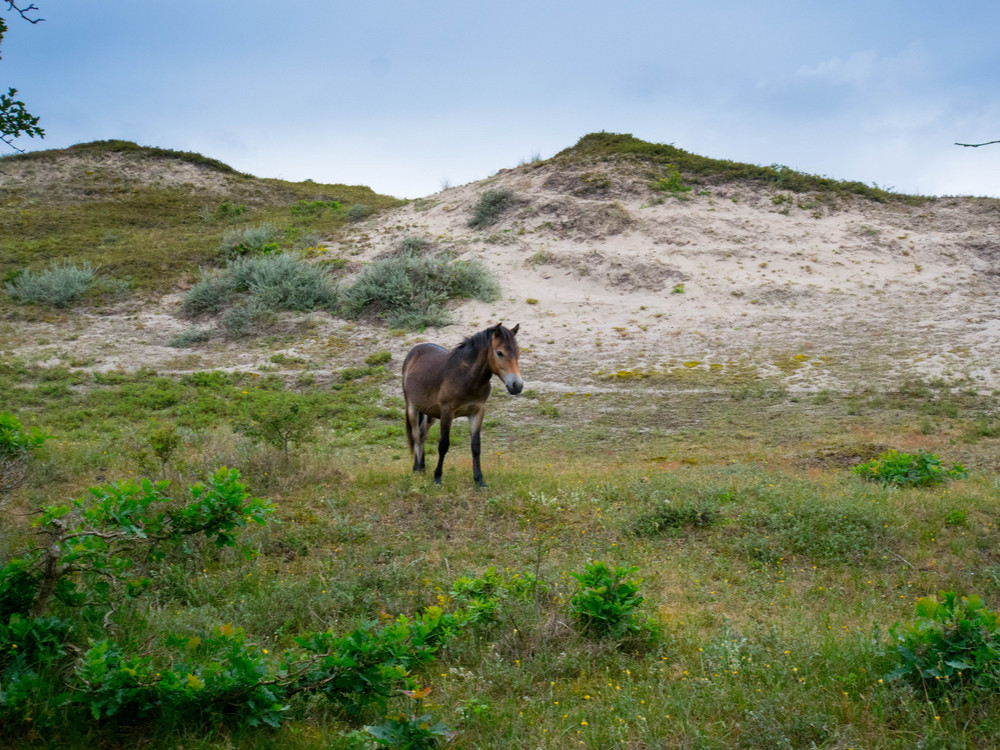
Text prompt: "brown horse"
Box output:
[[402, 323, 523, 486]]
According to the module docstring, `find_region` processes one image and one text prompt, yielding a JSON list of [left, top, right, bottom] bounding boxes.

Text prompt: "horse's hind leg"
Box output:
[[433, 411, 452, 484], [406, 402, 426, 472]]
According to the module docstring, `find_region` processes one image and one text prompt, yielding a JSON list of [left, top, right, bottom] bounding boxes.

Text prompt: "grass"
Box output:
[[4, 353, 1000, 747]]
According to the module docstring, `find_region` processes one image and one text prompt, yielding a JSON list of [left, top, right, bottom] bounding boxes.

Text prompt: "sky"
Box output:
[[3, 1, 1000, 199]]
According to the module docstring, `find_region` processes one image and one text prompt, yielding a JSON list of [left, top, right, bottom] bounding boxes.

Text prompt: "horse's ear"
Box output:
[[510, 323, 520, 335]]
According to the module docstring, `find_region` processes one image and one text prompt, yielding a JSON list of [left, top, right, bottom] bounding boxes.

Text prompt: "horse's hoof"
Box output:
[[433, 477, 442, 485], [475, 479, 487, 489]]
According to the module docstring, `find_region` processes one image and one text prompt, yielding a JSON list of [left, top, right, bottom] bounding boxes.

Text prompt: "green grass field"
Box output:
[[3, 353, 1000, 749]]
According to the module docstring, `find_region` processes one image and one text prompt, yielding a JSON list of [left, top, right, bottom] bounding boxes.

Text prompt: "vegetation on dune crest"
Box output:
[[555, 132, 928, 203]]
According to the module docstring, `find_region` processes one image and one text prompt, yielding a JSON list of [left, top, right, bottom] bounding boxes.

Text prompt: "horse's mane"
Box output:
[[448, 325, 518, 365]]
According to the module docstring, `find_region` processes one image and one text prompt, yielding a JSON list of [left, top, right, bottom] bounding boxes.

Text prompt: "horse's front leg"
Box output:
[[433, 410, 452, 484], [470, 408, 486, 487]]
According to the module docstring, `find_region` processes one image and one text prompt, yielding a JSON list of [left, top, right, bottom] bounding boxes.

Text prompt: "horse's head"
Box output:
[[488, 323, 523, 395]]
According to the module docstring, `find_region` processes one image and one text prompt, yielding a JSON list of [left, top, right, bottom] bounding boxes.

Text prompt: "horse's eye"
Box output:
[[496, 350, 505, 358]]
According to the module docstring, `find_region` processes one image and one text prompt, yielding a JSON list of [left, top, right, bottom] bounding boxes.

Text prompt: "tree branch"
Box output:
[[955, 140, 1000, 148], [5, 2, 44, 23]]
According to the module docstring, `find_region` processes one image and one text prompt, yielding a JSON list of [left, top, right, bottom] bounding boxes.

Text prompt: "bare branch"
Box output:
[[5, 2, 44, 24], [955, 140, 1000, 148]]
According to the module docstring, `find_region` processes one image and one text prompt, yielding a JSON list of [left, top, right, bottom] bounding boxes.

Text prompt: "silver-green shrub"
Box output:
[[5, 260, 96, 307]]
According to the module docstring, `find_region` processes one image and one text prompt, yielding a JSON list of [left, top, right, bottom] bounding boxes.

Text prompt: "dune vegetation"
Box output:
[[3, 139, 1000, 749]]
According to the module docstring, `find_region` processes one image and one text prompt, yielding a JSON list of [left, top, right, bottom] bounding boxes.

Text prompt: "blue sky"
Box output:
[[4, 1, 999, 198]]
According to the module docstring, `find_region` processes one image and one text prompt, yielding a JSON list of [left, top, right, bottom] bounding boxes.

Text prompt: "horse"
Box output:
[[402, 323, 523, 487]]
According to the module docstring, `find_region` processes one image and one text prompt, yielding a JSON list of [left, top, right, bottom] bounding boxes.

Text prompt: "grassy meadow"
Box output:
[[3, 354, 1000, 749], [3, 140, 1000, 749]]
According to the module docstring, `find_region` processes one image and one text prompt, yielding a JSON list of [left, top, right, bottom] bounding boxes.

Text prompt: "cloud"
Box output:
[[796, 50, 879, 87]]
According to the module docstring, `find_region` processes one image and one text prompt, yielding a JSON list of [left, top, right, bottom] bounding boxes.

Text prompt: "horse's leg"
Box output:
[[433, 410, 452, 484], [470, 408, 486, 487], [406, 402, 425, 473], [417, 413, 433, 471]]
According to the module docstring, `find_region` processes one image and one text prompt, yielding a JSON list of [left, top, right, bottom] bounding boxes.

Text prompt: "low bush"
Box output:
[[888, 592, 1000, 693], [630, 500, 719, 537], [341, 246, 499, 329], [854, 449, 967, 486], [182, 253, 339, 336], [216, 223, 282, 261], [4, 260, 96, 307], [568, 560, 648, 640], [468, 188, 515, 229], [0, 411, 48, 502]]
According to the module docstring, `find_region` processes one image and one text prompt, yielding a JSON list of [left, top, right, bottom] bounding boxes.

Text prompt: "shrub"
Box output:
[[569, 561, 646, 639], [180, 271, 239, 316], [229, 253, 339, 312], [168, 327, 211, 348], [631, 500, 719, 537], [216, 222, 282, 260], [341, 251, 499, 329], [888, 592, 1000, 693], [221, 299, 273, 338], [345, 204, 372, 222], [0, 412, 48, 501], [182, 253, 339, 336], [854, 449, 967, 486], [468, 188, 515, 229], [5, 260, 96, 307]]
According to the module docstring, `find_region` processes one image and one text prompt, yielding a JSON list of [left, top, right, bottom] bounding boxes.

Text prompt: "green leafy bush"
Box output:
[[0, 411, 48, 500], [650, 165, 692, 196], [0, 468, 274, 619], [451, 566, 546, 628], [4, 259, 96, 307], [569, 561, 647, 640], [854, 449, 967, 486], [468, 188, 515, 229], [888, 592, 1000, 693]]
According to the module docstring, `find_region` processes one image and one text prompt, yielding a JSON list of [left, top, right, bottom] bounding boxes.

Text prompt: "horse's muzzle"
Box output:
[[504, 374, 524, 395]]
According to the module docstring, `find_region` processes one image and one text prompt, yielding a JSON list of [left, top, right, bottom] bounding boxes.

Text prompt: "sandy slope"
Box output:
[[5, 159, 1000, 396]]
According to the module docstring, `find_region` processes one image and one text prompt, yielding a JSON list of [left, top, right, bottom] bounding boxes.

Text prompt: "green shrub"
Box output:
[[651, 165, 692, 196], [229, 253, 338, 311], [888, 592, 1000, 693], [0, 412, 48, 500], [221, 299, 273, 338], [216, 222, 282, 260], [341, 251, 499, 329], [180, 271, 239, 316], [630, 500, 719, 537], [182, 253, 339, 336], [365, 351, 392, 366], [167, 327, 211, 348], [854, 449, 967, 486], [568, 561, 647, 640], [367, 711, 452, 749], [5, 260, 96, 307], [468, 188, 515, 229], [345, 204, 372, 222]]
